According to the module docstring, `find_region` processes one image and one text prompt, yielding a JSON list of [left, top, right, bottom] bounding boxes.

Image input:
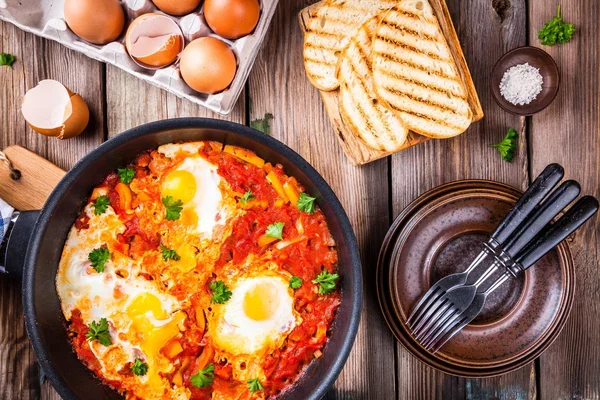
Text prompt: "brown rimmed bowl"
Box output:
[[376, 180, 574, 377], [490, 46, 560, 116]]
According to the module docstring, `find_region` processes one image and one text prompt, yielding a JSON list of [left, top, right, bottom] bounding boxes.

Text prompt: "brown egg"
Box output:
[[204, 0, 260, 39], [152, 0, 202, 16], [64, 0, 125, 45], [125, 13, 184, 69], [180, 37, 237, 94]]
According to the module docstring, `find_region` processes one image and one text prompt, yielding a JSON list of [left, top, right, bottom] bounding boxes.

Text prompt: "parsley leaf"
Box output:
[[290, 276, 303, 289], [93, 195, 110, 215], [0, 53, 16, 68], [239, 190, 255, 203], [297, 193, 317, 214], [160, 245, 181, 262], [131, 358, 148, 376], [117, 168, 136, 184], [210, 281, 232, 304], [538, 5, 575, 46], [86, 318, 112, 346], [250, 113, 274, 135], [490, 128, 518, 162], [265, 222, 284, 240], [88, 247, 111, 273], [312, 270, 340, 295], [162, 196, 183, 221], [247, 377, 263, 392], [191, 363, 215, 388]]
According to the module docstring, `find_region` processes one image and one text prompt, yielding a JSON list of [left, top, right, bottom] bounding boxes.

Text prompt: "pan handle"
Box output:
[[0, 210, 40, 280]]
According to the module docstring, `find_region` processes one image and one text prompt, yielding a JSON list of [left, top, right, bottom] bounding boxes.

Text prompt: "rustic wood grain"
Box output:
[[298, 0, 484, 165], [250, 1, 397, 398], [528, 2, 600, 399], [391, 0, 535, 397], [0, 19, 105, 400]]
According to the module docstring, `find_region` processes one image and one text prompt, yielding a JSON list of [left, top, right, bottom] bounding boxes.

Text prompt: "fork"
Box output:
[[406, 163, 564, 332], [422, 195, 599, 353], [411, 179, 581, 341]]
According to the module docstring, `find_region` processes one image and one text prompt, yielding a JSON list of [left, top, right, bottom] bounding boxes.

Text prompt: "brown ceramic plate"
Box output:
[[376, 180, 574, 377], [490, 46, 560, 116]]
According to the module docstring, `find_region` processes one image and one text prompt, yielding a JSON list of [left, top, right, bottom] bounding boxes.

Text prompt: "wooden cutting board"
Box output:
[[298, 0, 484, 165], [0, 146, 66, 211]]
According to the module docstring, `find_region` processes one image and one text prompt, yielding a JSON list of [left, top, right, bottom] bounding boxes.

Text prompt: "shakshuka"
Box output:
[[56, 141, 340, 399]]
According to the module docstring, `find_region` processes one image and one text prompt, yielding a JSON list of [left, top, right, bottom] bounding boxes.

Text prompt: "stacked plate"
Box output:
[[376, 180, 574, 377]]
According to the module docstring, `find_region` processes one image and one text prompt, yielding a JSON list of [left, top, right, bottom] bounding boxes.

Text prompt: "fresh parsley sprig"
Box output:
[[160, 245, 181, 262], [538, 5, 575, 46], [117, 168, 136, 184], [86, 318, 112, 346], [313, 270, 339, 295], [490, 128, 518, 162], [131, 359, 148, 376], [239, 190, 255, 203], [162, 196, 183, 221], [290, 276, 303, 289], [247, 377, 263, 392], [191, 363, 215, 388], [93, 195, 110, 215], [266, 222, 285, 240], [0, 53, 16, 68], [297, 193, 316, 214], [88, 247, 111, 273], [210, 281, 232, 304]]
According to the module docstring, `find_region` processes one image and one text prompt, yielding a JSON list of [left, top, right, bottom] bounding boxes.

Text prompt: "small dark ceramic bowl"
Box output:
[[490, 46, 560, 116]]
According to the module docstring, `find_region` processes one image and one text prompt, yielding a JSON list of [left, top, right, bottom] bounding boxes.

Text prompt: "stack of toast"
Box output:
[[303, 0, 476, 155]]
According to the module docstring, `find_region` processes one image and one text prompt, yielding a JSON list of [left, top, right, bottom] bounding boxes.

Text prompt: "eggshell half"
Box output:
[[22, 80, 90, 139], [151, 0, 202, 16], [126, 13, 184, 68], [179, 37, 237, 94], [64, 0, 125, 45]]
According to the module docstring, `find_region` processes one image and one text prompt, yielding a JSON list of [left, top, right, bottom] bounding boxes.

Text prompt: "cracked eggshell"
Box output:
[[151, 0, 202, 16], [64, 0, 125, 45], [22, 80, 90, 140], [180, 37, 237, 94], [125, 13, 184, 68]]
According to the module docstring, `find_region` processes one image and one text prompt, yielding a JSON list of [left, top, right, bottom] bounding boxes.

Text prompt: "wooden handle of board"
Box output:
[[0, 146, 66, 211]]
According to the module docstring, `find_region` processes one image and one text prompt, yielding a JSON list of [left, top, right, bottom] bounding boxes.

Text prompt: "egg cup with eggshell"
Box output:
[[125, 13, 185, 69]]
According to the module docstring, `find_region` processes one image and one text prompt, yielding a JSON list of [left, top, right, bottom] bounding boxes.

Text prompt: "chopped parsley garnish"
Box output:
[[265, 222, 285, 240], [131, 359, 148, 376], [191, 363, 215, 388], [538, 5, 575, 46], [160, 245, 181, 262], [290, 276, 303, 289], [93, 195, 110, 215], [117, 168, 136, 184], [162, 196, 183, 221], [239, 190, 255, 203], [86, 318, 112, 346], [247, 377, 263, 392], [250, 113, 274, 135], [0, 53, 16, 68], [490, 128, 518, 162], [312, 270, 340, 295], [88, 247, 111, 273], [297, 193, 316, 214], [210, 281, 232, 304]]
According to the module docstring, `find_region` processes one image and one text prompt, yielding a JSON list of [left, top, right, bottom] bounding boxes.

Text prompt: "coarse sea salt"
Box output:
[[499, 63, 543, 106]]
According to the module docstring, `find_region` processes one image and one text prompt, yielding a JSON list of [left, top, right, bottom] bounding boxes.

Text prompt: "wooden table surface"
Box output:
[[1, 1, 599, 399]]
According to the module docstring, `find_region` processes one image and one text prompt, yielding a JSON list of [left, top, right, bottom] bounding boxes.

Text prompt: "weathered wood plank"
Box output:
[[528, 2, 600, 400], [249, 1, 397, 399], [391, 0, 533, 398], [0, 19, 105, 400]]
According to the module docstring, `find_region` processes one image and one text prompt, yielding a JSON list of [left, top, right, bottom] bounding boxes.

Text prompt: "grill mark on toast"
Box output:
[[381, 19, 438, 42], [377, 51, 457, 82], [382, 85, 462, 114], [386, 102, 466, 131], [375, 35, 449, 62], [305, 30, 344, 42], [387, 9, 437, 23], [304, 41, 343, 53], [304, 57, 337, 68]]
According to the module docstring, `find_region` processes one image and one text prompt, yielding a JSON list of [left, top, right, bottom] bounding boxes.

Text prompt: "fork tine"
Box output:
[[422, 312, 463, 349], [407, 286, 442, 327], [411, 298, 450, 336], [416, 304, 458, 342], [429, 317, 471, 353]]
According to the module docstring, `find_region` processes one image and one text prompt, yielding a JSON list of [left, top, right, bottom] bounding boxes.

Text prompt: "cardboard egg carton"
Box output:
[[0, 0, 278, 115]]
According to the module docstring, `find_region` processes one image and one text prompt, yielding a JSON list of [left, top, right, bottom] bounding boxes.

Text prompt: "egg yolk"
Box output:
[[243, 282, 280, 321], [161, 170, 196, 204], [174, 245, 197, 272]]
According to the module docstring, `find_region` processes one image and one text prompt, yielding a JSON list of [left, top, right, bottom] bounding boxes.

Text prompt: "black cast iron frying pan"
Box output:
[[2, 118, 363, 400]]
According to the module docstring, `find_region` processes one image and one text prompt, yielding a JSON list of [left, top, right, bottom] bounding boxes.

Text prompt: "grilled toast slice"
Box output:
[[372, 0, 472, 138], [338, 17, 408, 151], [303, 0, 398, 91]]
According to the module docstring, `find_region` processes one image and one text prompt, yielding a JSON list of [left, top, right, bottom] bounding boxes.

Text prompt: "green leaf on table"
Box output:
[[0, 53, 16, 68], [490, 128, 518, 162], [250, 113, 274, 135], [538, 5, 576, 46]]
